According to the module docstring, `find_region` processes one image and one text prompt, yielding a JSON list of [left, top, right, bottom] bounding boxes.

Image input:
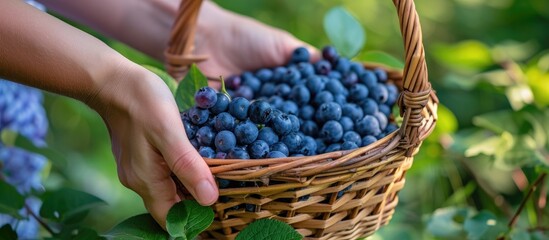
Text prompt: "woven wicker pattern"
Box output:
[[166, 0, 438, 239]]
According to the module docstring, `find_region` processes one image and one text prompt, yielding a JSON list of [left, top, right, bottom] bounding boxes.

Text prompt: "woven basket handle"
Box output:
[[165, 0, 432, 154]]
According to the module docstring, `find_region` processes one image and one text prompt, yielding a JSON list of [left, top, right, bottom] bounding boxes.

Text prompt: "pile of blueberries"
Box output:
[[182, 46, 399, 160]]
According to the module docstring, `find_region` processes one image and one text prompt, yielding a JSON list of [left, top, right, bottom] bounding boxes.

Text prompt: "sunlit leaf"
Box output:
[[526, 64, 549, 107], [427, 207, 475, 239], [464, 133, 513, 158], [40, 188, 106, 223], [506, 84, 534, 110], [357, 51, 404, 69], [463, 211, 507, 240], [323, 6, 365, 58], [432, 40, 494, 74], [236, 219, 302, 240], [166, 200, 214, 240], [175, 64, 208, 112], [473, 110, 517, 134]]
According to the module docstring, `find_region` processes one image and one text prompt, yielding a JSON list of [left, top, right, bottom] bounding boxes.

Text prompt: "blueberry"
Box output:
[[218, 179, 231, 188], [297, 62, 315, 78], [291, 153, 305, 157], [385, 123, 398, 134], [183, 120, 198, 139], [322, 46, 339, 63], [235, 85, 254, 100], [199, 146, 215, 158], [299, 136, 317, 156], [214, 112, 235, 131], [228, 147, 250, 159], [188, 106, 209, 125], [299, 105, 315, 120], [248, 100, 273, 124], [234, 121, 259, 145], [210, 93, 230, 114], [316, 102, 342, 123], [328, 71, 342, 79], [360, 98, 379, 115], [349, 62, 365, 75], [374, 111, 388, 130], [270, 142, 290, 156], [255, 68, 273, 82], [301, 120, 318, 138], [356, 115, 382, 136], [290, 85, 311, 106], [225, 75, 242, 90], [215, 130, 237, 152], [361, 135, 377, 147], [313, 91, 334, 107], [305, 75, 325, 96], [257, 127, 279, 145], [270, 113, 292, 135], [248, 140, 270, 159], [215, 152, 227, 159], [342, 72, 358, 87], [291, 47, 310, 63], [325, 143, 342, 153], [325, 78, 346, 96], [190, 138, 199, 149], [359, 70, 377, 88], [229, 97, 250, 120], [281, 132, 303, 154], [245, 204, 257, 212], [335, 58, 351, 74], [315, 139, 327, 153], [315, 60, 332, 75], [386, 83, 399, 106], [343, 131, 362, 146], [349, 84, 369, 102], [259, 82, 276, 97], [339, 116, 354, 132], [288, 114, 300, 132], [274, 84, 292, 98], [283, 67, 301, 85], [194, 87, 218, 109], [379, 104, 392, 117], [341, 141, 358, 150], [334, 94, 347, 105], [196, 126, 215, 146], [272, 67, 287, 81], [320, 120, 344, 143], [374, 68, 388, 82], [298, 194, 311, 202], [370, 84, 389, 104], [243, 75, 262, 93], [280, 101, 298, 115], [268, 96, 284, 109], [342, 103, 364, 122], [267, 151, 287, 158]]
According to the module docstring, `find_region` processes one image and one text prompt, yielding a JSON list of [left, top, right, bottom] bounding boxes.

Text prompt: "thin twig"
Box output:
[[537, 179, 546, 228], [24, 203, 55, 236], [508, 173, 547, 228]]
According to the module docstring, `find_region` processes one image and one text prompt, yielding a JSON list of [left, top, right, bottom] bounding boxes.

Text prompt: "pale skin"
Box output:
[[0, 0, 318, 228]]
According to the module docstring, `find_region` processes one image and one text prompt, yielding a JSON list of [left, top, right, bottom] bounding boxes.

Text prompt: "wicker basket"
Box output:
[[164, 0, 438, 239]]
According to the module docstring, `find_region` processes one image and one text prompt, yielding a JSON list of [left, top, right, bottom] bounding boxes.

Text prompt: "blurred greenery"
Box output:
[[36, 0, 549, 239]]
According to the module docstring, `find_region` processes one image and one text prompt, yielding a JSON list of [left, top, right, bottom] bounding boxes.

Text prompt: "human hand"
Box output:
[[86, 63, 218, 228], [194, 2, 320, 84]]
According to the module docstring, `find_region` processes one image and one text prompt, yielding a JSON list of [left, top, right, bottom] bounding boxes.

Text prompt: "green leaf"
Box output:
[[464, 133, 513, 158], [426, 207, 475, 239], [473, 110, 517, 134], [0, 181, 25, 219], [39, 188, 106, 223], [463, 211, 507, 240], [432, 40, 493, 74], [104, 214, 169, 240], [166, 200, 214, 240], [175, 64, 209, 112], [510, 229, 531, 240], [357, 51, 404, 69], [236, 219, 302, 240], [506, 84, 534, 110], [323, 6, 365, 58], [143, 65, 178, 95], [0, 224, 17, 240]]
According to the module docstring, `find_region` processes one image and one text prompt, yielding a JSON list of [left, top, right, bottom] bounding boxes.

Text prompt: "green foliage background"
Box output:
[[35, 0, 549, 239]]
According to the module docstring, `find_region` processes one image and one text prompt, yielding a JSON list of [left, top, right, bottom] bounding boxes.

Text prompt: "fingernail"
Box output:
[[195, 180, 218, 205]]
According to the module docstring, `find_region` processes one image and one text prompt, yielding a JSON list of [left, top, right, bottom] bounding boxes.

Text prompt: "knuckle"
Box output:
[[170, 149, 202, 173]]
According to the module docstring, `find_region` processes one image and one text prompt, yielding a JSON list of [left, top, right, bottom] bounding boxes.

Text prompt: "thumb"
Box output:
[[158, 130, 218, 206]]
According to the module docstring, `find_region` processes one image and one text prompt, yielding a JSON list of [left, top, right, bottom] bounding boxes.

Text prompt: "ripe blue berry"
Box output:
[[342, 72, 358, 87], [215, 130, 237, 152], [342, 103, 364, 121], [305, 76, 324, 96], [215, 152, 228, 159], [259, 82, 276, 97], [341, 141, 358, 150], [301, 120, 318, 138], [297, 62, 315, 78], [343, 131, 362, 146], [349, 84, 369, 102], [356, 115, 382, 136], [324, 78, 346, 96], [235, 85, 254, 100], [214, 112, 235, 132], [283, 67, 301, 85], [320, 120, 344, 143], [210, 93, 230, 114], [196, 126, 216, 146], [299, 136, 317, 156], [199, 147, 216, 158], [360, 98, 379, 115], [267, 151, 287, 158], [257, 127, 279, 145], [370, 83, 389, 104], [188, 107, 209, 125], [316, 102, 342, 123], [299, 105, 315, 120], [280, 101, 298, 115], [386, 83, 399, 106], [229, 97, 250, 120], [322, 46, 339, 63], [374, 68, 388, 82], [243, 75, 262, 93], [339, 117, 354, 132], [291, 47, 310, 63], [255, 68, 273, 82], [288, 114, 300, 132], [248, 140, 270, 159], [379, 104, 392, 117], [183, 120, 197, 139], [335, 58, 351, 74], [325, 143, 342, 153], [315, 60, 332, 75], [272, 67, 287, 81], [270, 113, 292, 135], [248, 100, 273, 124], [281, 132, 303, 154], [385, 123, 398, 134], [361, 135, 377, 147], [290, 85, 311, 106], [313, 91, 334, 107], [374, 111, 388, 130], [227, 147, 250, 159], [225, 75, 242, 89], [274, 84, 292, 98], [195, 87, 218, 109], [359, 70, 378, 88], [270, 142, 290, 156], [234, 121, 259, 145]]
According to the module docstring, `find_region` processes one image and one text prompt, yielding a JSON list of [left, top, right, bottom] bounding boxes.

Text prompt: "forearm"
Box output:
[[40, 0, 221, 61], [0, 0, 130, 104]]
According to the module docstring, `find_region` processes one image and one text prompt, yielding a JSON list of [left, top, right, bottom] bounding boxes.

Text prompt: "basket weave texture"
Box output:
[[165, 0, 438, 239]]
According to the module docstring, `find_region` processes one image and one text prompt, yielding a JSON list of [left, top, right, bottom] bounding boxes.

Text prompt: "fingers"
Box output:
[[277, 30, 321, 63], [141, 177, 181, 229], [156, 124, 218, 206]]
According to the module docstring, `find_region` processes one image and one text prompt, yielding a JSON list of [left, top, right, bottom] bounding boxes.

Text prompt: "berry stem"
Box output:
[[24, 202, 55, 236], [219, 75, 231, 100], [508, 173, 547, 229]]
